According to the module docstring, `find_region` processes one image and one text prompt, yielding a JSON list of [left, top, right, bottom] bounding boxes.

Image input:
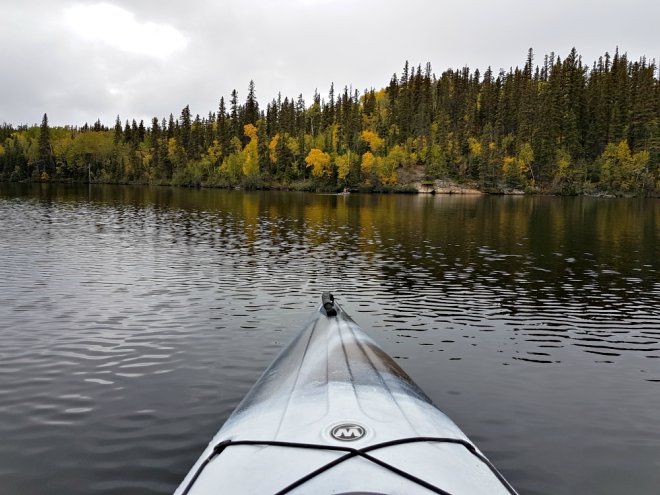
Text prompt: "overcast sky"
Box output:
[[2, 0, 659, 127]]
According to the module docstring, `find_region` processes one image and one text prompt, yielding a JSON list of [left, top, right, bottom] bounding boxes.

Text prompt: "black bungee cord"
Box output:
[[180, 436, 518, 495]]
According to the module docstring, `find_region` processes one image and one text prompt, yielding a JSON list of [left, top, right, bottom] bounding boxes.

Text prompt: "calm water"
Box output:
[[0, 184, 658, 495]]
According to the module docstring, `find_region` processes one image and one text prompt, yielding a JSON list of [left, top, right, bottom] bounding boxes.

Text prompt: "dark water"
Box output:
[[0, 184, 658, 495]]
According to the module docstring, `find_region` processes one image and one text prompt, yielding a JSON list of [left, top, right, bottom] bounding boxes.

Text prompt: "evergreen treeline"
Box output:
[[1, 48, 658, 195]]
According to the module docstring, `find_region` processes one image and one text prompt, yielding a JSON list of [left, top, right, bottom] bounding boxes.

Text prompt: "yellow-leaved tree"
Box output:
[[466, 136, 482, 178], [221, 136, 243, 182], [242, 124, 259, 177], [467, 137, 482, 157], [269, 133, 280, 164], [599, 140, 650, 192], [551, 147, 579, 193], [335, 153, 351, 182], [555, 148, 571, 179], [380, 145, 407, 184], [502, 142, 533, 189], [286, 135, 300, 157], [305, 148, 332, 178], [361, 151, 376, 176], [501, 156, 523, 188], [517, 142, 534, 185], [361, 151, 384, 185], [331, 125, 340, 152], [360, 130, 384, 152], [202, 139, 223, 170]]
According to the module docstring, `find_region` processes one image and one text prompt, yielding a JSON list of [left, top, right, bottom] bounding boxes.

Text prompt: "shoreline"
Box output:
[[2, 177, 654, 198]]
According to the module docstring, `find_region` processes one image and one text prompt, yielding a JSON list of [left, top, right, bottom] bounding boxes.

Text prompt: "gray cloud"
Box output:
[[2, 0, 658, 127]]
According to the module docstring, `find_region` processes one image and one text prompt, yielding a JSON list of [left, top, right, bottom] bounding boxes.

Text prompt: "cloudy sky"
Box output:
[[2, 0, 659, 127]]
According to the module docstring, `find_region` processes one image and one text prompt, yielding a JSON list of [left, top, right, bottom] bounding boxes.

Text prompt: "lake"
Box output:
[[0, 184, 658, 494]]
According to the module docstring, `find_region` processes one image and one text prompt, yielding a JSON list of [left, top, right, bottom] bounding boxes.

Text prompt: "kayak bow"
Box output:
[[175, 293, 517, 494]]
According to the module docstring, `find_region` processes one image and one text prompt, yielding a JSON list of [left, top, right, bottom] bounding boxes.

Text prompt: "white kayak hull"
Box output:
[[175, 296, 516, 494]]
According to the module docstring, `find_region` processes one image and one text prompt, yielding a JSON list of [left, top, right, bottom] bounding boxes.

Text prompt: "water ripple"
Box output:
[[0, 187, 658, 495]]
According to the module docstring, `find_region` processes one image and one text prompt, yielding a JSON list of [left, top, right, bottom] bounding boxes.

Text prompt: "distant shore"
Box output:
[[4, 176, 654, 198]]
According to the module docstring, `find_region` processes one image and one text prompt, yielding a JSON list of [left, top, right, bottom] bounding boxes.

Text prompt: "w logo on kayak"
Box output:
[[330, 423, 366, 441]]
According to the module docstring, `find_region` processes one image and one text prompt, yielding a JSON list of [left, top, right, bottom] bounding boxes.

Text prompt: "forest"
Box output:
[[1, 48, 658, 195]]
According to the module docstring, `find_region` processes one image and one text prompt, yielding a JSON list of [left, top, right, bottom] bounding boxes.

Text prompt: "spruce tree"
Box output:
[[180, 105, 192, 156], [114, 115, 123, 144], [150, 117, 161, 172], [245, 80, 259, 126], [38, 113, 53, 177], [230, 89, 240, 139], [138, 120, 146, 143], [191, 114, 204, 159], [217, 97, 231, 159]]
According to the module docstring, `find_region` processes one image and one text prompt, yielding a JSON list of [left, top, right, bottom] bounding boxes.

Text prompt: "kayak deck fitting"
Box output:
[[175, 293, 517, 494]]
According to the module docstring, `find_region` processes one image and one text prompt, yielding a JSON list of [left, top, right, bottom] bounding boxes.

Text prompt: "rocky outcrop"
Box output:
[[415, 180, 483, 195]]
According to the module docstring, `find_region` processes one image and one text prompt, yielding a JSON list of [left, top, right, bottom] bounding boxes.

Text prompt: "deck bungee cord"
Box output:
[[180, 436, 518, 495]]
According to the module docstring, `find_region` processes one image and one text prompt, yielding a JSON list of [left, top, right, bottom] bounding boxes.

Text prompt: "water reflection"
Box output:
[[0, 183, 658, 495]]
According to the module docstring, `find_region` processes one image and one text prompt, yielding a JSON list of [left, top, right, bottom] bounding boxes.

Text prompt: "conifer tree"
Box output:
[[138, 120, 146, 143], [230, 89, 240, 139], [114, 116, 123, 144], [244, 80, 259, 126], [38, 113, 53, 177], [179, 105, 192, 156], [217, 97, 231, 160]]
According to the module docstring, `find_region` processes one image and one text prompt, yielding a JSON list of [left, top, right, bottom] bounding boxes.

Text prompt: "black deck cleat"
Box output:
[[322, 292, 337, 317]]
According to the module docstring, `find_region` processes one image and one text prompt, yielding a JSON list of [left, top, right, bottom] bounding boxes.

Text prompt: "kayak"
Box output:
[[175, 293, 517, 494]]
